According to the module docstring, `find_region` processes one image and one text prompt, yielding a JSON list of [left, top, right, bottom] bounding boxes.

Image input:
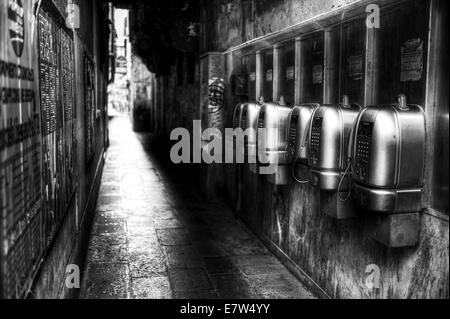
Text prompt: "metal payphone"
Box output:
[[287, 103, 319, 183], [308, 96, 361, 190], [233, 103, 246, 129], [229, 102, 247, 161], [350, 95, 425, 247], [308, 96, 362, 218], [257, 102, 292, 184], [241, 102, 261, 172]]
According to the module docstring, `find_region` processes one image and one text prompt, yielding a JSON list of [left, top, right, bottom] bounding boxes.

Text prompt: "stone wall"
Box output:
[[32, 0, 110, 299], [164, 0, 449, 299], [131, 55, 154, 131], [0, 0, 110, 298]]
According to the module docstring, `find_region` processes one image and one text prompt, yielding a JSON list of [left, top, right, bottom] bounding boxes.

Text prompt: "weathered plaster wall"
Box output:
[[205, 0, 363, 51], [131, 55, 154, 131], [215, 0, 449, 299], [215, 1, 244, 50], [241, 176, 449, 298], [26, 0, 109, 299], [151, 0, 449, 299], [253, 0, 359, 37], [153, 56, 200, 137]]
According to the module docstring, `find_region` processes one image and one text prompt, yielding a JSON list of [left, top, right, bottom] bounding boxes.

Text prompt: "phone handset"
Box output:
[[258, 96, 264, 105], [337, 96, 363, 201], [292, 107, 318, 184]]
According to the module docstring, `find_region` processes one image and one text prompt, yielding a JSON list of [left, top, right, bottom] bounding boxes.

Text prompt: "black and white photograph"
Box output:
[[0, 0, 448, 308]]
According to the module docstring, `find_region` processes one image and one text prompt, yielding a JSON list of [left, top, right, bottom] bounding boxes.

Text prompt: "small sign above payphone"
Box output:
[[286, 66, 294, 81], [400, 38, 423, 82], [265, 69, 273, 82], [347, 54, 363, 80], [312, 65, 323, 84]]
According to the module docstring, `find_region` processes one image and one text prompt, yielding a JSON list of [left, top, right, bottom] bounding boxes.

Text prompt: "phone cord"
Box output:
[[337, 159, 352, 202], [291, 150, 310, 184]]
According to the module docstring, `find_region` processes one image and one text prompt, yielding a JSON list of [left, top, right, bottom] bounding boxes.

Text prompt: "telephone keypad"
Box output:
[[241, 109, 247, 130], [233, 109, 240, 128], [257, 110, 265, 144], [310, 117, 322, 165], [288, 115, 298, 151], [355, 122, 374, 179]]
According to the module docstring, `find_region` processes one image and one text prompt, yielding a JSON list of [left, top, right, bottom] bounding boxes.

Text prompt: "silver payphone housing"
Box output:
[[308, 101, 362, 190], [351, 98, 426, 213], [233, 103, 246, 129], [257, 102, 292, 184], [241, 102, 261, 170], [306, 97, 362, 219], [229, 103, 247, 161], [287, 104, 319, 181]]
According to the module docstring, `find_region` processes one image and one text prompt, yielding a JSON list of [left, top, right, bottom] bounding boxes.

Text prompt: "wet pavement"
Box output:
[[80, 116, 316, 299]]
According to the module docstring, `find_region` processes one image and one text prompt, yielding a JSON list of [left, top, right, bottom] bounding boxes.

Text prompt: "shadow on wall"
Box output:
[[132, 100, 152, 132]]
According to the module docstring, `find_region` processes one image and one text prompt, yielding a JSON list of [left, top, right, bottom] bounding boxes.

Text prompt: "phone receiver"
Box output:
[[337, 98, 364, 201], [292, 107, 319, 184], [299, 107, 319, 158]]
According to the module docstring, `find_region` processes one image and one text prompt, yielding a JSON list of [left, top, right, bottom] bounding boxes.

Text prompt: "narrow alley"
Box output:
[[0, 0, 448, 302], [80, 117, 315, 299]]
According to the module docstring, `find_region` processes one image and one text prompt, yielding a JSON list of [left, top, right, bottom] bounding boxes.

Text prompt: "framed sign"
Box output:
[[232, 74, 248, 96], [84, 55, 96, 163]]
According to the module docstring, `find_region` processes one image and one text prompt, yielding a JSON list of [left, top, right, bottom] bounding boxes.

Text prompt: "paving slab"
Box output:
[[80, 117, 316, 299]]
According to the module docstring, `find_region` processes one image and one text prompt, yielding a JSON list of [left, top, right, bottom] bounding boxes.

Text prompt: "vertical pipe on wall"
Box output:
[[294, 36, 302, 105], [323, 29, 341, 104], [323, 29, 334, 104], [73, 32, 81, 231], [256, 50, 262, 101], [226, 52, 234, 102], [424, 0, 447, 212], [273, 44, 281, 102], [364, 26, 378, 106]]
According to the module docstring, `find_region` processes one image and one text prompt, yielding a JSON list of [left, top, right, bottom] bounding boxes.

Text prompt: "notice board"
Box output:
[[38, 6, 78, 247], [1, 0, 43, 298], [84, 55, 96, 163]]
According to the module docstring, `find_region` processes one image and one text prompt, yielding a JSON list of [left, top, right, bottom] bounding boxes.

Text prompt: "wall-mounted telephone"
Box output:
[[230, 103, 247, 162], [351, 95, 426, 213], [241, 102, 261, 160], [257, 102, 292, 166], [287, 104, 319, 183], [233, 103, 246, 129], [241, 107, 248, 130], [308, 96, 362, 191]]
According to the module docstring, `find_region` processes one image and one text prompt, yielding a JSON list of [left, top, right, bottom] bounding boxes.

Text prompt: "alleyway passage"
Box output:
[[80, 117, 316, 299]]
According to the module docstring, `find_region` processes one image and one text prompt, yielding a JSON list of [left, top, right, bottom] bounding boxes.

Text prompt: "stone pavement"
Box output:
[[80, 116, 316, 299]]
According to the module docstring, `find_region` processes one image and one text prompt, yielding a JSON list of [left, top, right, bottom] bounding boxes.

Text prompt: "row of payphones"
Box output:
[[232, 95, 426, 247]]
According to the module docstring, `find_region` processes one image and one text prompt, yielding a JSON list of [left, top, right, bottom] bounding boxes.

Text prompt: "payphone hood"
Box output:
[[350, 103, 425, 189], [307, 103, 361, 171]]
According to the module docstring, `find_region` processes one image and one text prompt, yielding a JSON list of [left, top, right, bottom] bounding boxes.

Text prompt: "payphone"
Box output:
[[233, 103, 246, 129], [350, 95, 425, 247], [229, 102, 246, 160], [308, 96, 362, 190], [241, 102, 261, 172], [307, 96, 362, 219], [257, 102, 292, 184], [287, 103, 319, 183]]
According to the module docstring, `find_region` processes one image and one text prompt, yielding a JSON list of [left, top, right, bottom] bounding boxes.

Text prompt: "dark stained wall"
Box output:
[[0, 0, 110, 298], [211, 0, 448, 299], [148, 0, 448, 299]]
